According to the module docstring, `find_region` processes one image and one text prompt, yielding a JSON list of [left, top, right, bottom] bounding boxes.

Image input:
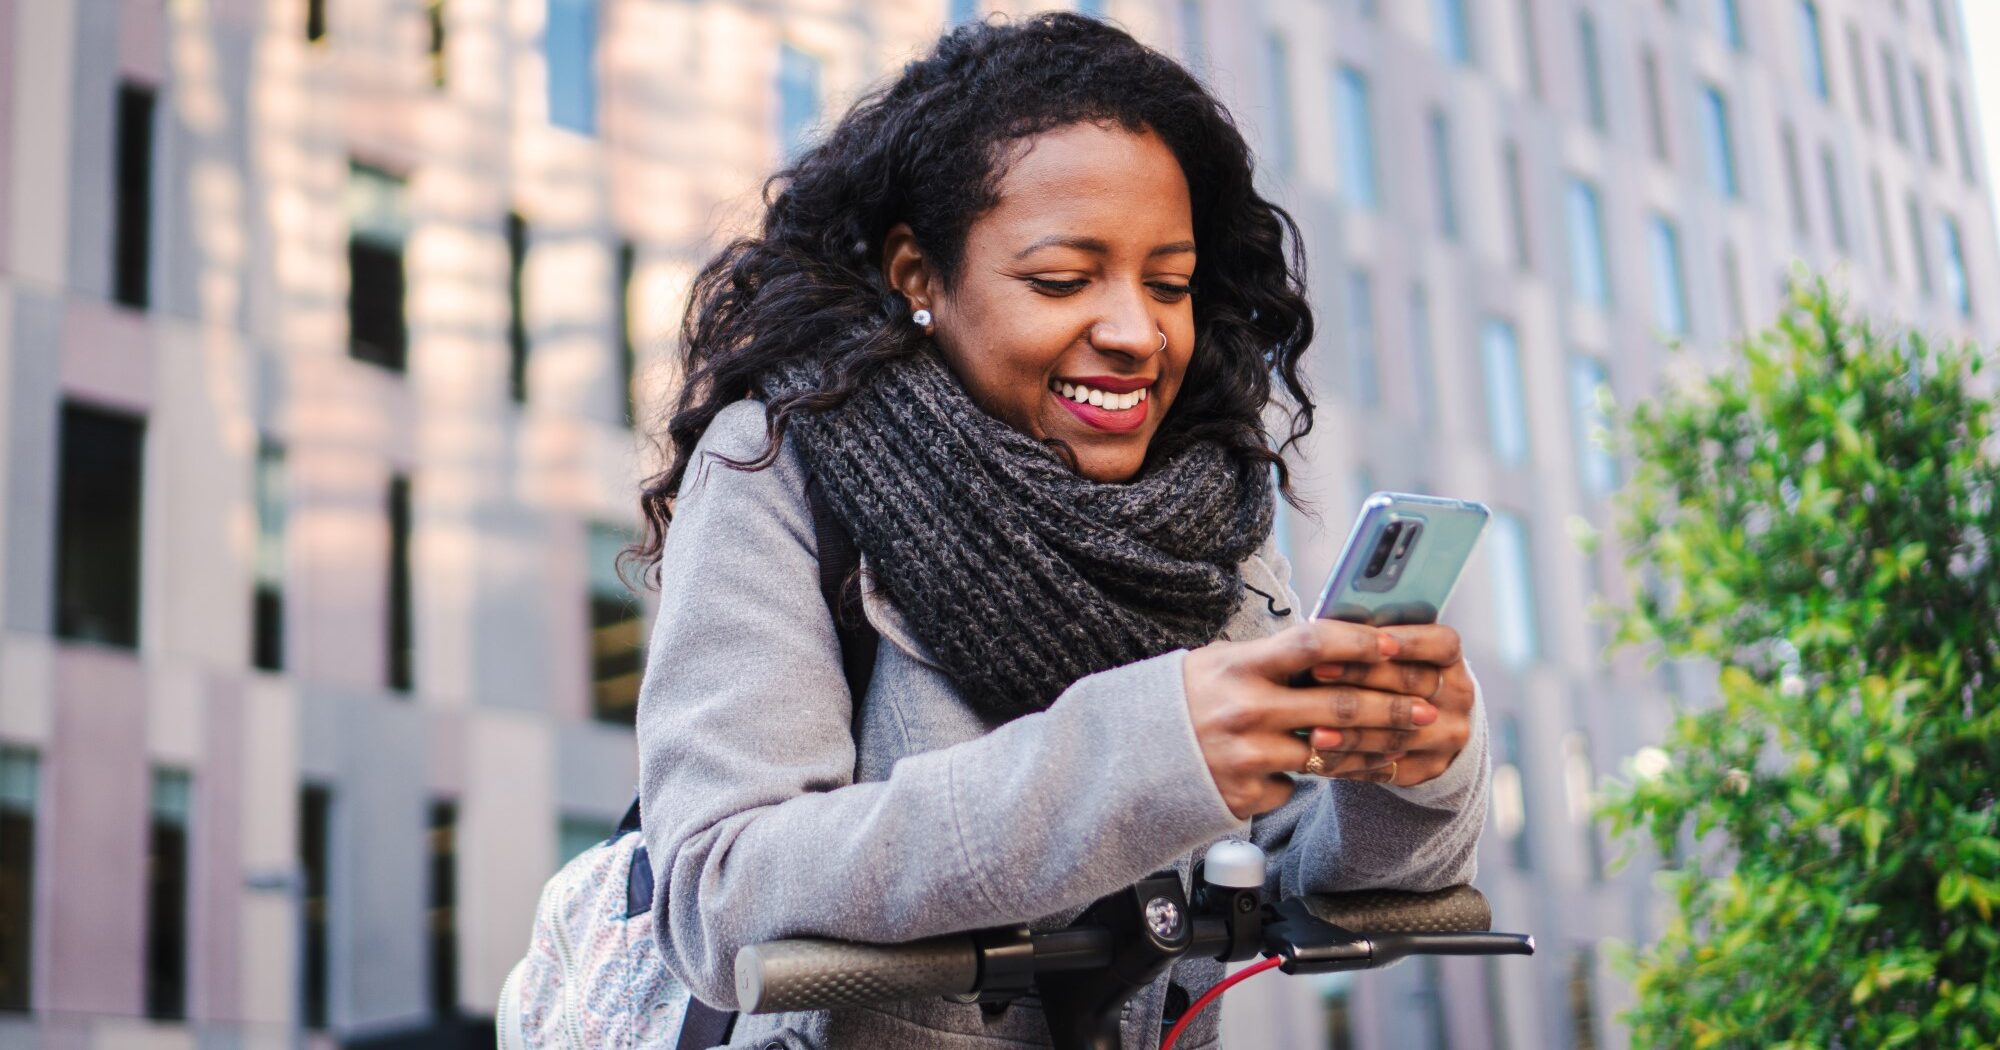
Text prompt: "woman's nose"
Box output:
[[1089, 292, 1162, 359]]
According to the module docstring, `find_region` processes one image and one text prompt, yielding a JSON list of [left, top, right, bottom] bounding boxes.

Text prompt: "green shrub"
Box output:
[[1599, 282, 2000, 1049]]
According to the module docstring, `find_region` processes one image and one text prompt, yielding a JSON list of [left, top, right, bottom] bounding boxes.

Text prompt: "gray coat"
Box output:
[[638, 400, 1492, 1050]]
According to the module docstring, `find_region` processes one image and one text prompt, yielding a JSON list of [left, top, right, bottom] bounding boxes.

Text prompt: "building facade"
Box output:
[[0, 0, 1991, 1048]]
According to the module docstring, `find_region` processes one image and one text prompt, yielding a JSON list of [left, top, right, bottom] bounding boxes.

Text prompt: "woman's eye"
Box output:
[[1027, 277, 1089, 295], [1149, 283, 1193, 302]]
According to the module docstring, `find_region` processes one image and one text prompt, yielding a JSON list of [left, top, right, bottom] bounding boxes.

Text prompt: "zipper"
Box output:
[[496, 960, 526, 1050], [545, 880, 588, 1050]]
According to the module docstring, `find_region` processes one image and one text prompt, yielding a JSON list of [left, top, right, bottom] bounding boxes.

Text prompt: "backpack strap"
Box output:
[[639, 470, 880, 1048]]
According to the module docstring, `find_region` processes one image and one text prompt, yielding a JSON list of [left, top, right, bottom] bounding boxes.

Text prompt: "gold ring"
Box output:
[[1426, 675, 1445, 702], [1303, 750, 1327, 776], [1387, 760, 1399, 783]]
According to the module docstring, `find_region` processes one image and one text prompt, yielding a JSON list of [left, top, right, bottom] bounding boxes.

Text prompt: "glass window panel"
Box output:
[[1569, 356, 1617, 497], [253, 439, 285, 672], [114, 82, 156, 310], [1428, 108, 1458, 239], [1907, 193, 1934, 296], [1178, 0, 1205, 69], [1578, 12, 1607, 131], [1714, 0, 1744, 50], [1642, 48, 1670, 161], [1648, 215, 1689, 335], [546, 0, 597, 134], [1487, 513, 1540, 667], [1872, 172, 1899, 279], [1505, 140, 1531, 269], [1847, 23, 1873, 127], [346, 161, 408, 370], [388, 475, 413, 693], [428, 801, 458, 1017], [0, 748, 34, 1012], [1700, 85, 1739, 197], [1948, 85, 1979, 185], [1942, 214, 1972, 318], [1480, 318, 1530, 464], [590, 523, 644, 725], [1913, 66, 1942, 165], [146, 769, 191, 1020], [1798, 1, 1829, 100], [1265, 34, 1297, 174], [778, 44, 822, 161], [1408, 284, 1438, 426], [1565, 178, 1611, 307], [299, 785, 332, 1029], [1882, 47, 1909, 145], [507, 211, 529, 403], [1517, 0, 1543, 99], [1434, 0, 1473, 65], [56, 403, 145, 648], [1346, 269, 1379, 407], [950, 0, 979, 22], [1336, 66, 1379, 210], [559, 815, 608, 867], [1822, 146, 1850, 252], [1781, 125, 1811, 236]]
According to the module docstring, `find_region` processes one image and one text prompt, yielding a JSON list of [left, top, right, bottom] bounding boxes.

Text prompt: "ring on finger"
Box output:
[[1426, 673, 1445, 701], [1303, 750, 1327, 776]]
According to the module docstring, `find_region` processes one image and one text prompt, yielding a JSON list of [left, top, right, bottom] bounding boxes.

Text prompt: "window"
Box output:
[[1846, 24, 1873, 127], [507, 211, 529, 403], [1721, 241, 1747, 335], [1427, 108, 1458, 240], [253, 439, 285, 671], [1517, 0, 1544, 99], [299, 785, 332, 1029], [1647, 215, 1689, 336], [1481, 319, 1530, 465], [1569, 947, 1601, 1049], [1408, 284, 1438, 426], [1178, 0, 1205, 69], [1714, 0, 1744, 50], [1821, 146, 1850, 253], [428, 801, 458, 1017], [306, 0, 326, 41], [1493, 713, 1533, 866], [546, 0, 597, 134], [617, 240, 637, 427], [1907, 193, 1934, 298], [1641, 48, 1670, 161], [1077, 0, 1106, 17], [1335, 66, 1379, 210], [1912, 66, 1942, 166], [1577, 12, 1607, 132], [0, 749, 37, 1012], [145, 769, 191, 1020], [1318, 972, 1357, 1050], [114, 82, 156, 310], [1700, 86, 1739, 198], [1504, 140, 1532, 270], [1780, 124, 1811, 237], [1489, 515, 1540, 667], [1416, 957, 1451, 1050], [347, 160, 410, 370], [1797, 1, 1829, 100], [778, 43, 821, 161], [1943, 214, 1972, 318], [1882, 47, 1909, 146], [1872, 173, 1898, 279], [388, 475, 414, 693], [1344, 270, 1380, 407], [1565, 178, 1611, 308], [559, 815, 607, 866], [950, 0, 979, 22], [1949, 85, 1980, 185], [590, 523, 644, 724], [56, 402, 145, 648], [426, 0, 447, 87], [1264, 34, 1297, 175], [1569, 356, 1616, 498], [1434, 0, 1473, 65], [1930, 0, 1953, 43]]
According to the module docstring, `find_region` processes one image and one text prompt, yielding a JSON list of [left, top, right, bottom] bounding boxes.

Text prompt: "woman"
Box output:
[[634, 14, 1488, 1049]]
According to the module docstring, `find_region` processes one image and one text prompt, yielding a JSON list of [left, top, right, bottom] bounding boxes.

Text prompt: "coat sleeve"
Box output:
[[1246, 543, 1493, 899], [636, 402, 1247, 1009]]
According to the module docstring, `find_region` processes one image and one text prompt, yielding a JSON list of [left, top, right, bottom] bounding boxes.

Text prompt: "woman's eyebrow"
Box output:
[[1012, 235, 1198, 259]]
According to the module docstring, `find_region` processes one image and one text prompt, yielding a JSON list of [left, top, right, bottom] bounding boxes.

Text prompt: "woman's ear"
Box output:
[[881, 223, 939, 319]]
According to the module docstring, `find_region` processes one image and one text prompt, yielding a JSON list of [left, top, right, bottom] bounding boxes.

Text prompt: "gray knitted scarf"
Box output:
[[759, 351, 1274, 718]]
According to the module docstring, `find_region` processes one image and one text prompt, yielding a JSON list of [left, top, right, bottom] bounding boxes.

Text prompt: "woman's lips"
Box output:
[[1052, 389, 1150, 433]]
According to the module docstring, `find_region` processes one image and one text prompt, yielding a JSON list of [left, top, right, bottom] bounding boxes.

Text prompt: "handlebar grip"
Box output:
[[735, 935, 980, 1014], [1296, 884, 1492, 934]]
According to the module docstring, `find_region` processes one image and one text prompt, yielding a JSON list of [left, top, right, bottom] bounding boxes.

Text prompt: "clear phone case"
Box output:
[[1308, 492, 1491, 627]]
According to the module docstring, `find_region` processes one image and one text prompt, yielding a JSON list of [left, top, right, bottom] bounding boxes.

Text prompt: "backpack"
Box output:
[[497, 477, 877, 1050]]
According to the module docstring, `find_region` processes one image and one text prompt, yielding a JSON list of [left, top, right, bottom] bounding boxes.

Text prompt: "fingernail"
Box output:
[[1378, 634, 1400, 657], [1412, 702, 1437, 725], [1313, 663, 1346, 682], [1320, 730, 1342, 748]]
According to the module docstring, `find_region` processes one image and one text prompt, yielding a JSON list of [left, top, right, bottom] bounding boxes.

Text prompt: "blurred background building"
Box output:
[[0, 0, 1992, 1048]]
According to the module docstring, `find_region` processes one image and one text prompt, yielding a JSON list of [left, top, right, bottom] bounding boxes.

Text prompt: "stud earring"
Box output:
[[912, 307, 933, 326]]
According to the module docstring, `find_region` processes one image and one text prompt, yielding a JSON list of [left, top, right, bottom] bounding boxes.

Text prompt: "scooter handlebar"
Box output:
[[735, 934, 980, 1014]]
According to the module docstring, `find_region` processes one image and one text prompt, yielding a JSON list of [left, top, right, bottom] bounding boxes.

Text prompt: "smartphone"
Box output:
[[1308, 492, 1491, 627]]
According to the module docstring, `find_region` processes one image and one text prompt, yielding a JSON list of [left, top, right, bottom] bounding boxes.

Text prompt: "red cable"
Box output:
[[1159, 954, 1286, 1050]]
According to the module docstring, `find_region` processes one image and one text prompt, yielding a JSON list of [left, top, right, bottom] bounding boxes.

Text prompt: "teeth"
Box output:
[[1049, 379, 1151, 410]]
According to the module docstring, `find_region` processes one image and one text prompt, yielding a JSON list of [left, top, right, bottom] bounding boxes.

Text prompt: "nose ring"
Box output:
[[1154, 329, 1167, 355]]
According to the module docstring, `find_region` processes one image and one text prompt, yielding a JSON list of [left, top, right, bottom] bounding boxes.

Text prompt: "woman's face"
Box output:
[[883, 122, 1197, 483]]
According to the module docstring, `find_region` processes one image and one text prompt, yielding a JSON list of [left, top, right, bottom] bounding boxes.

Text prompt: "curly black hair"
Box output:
[[631, 11, 1318, 584]]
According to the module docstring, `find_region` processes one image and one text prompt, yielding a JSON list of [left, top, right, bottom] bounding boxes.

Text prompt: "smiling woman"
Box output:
[[627, 13, 1492, 1050]]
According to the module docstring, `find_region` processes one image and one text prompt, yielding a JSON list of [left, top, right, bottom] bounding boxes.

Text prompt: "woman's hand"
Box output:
[[1183, 620, 1441, 820], [1299, 624, 1474, 789]]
